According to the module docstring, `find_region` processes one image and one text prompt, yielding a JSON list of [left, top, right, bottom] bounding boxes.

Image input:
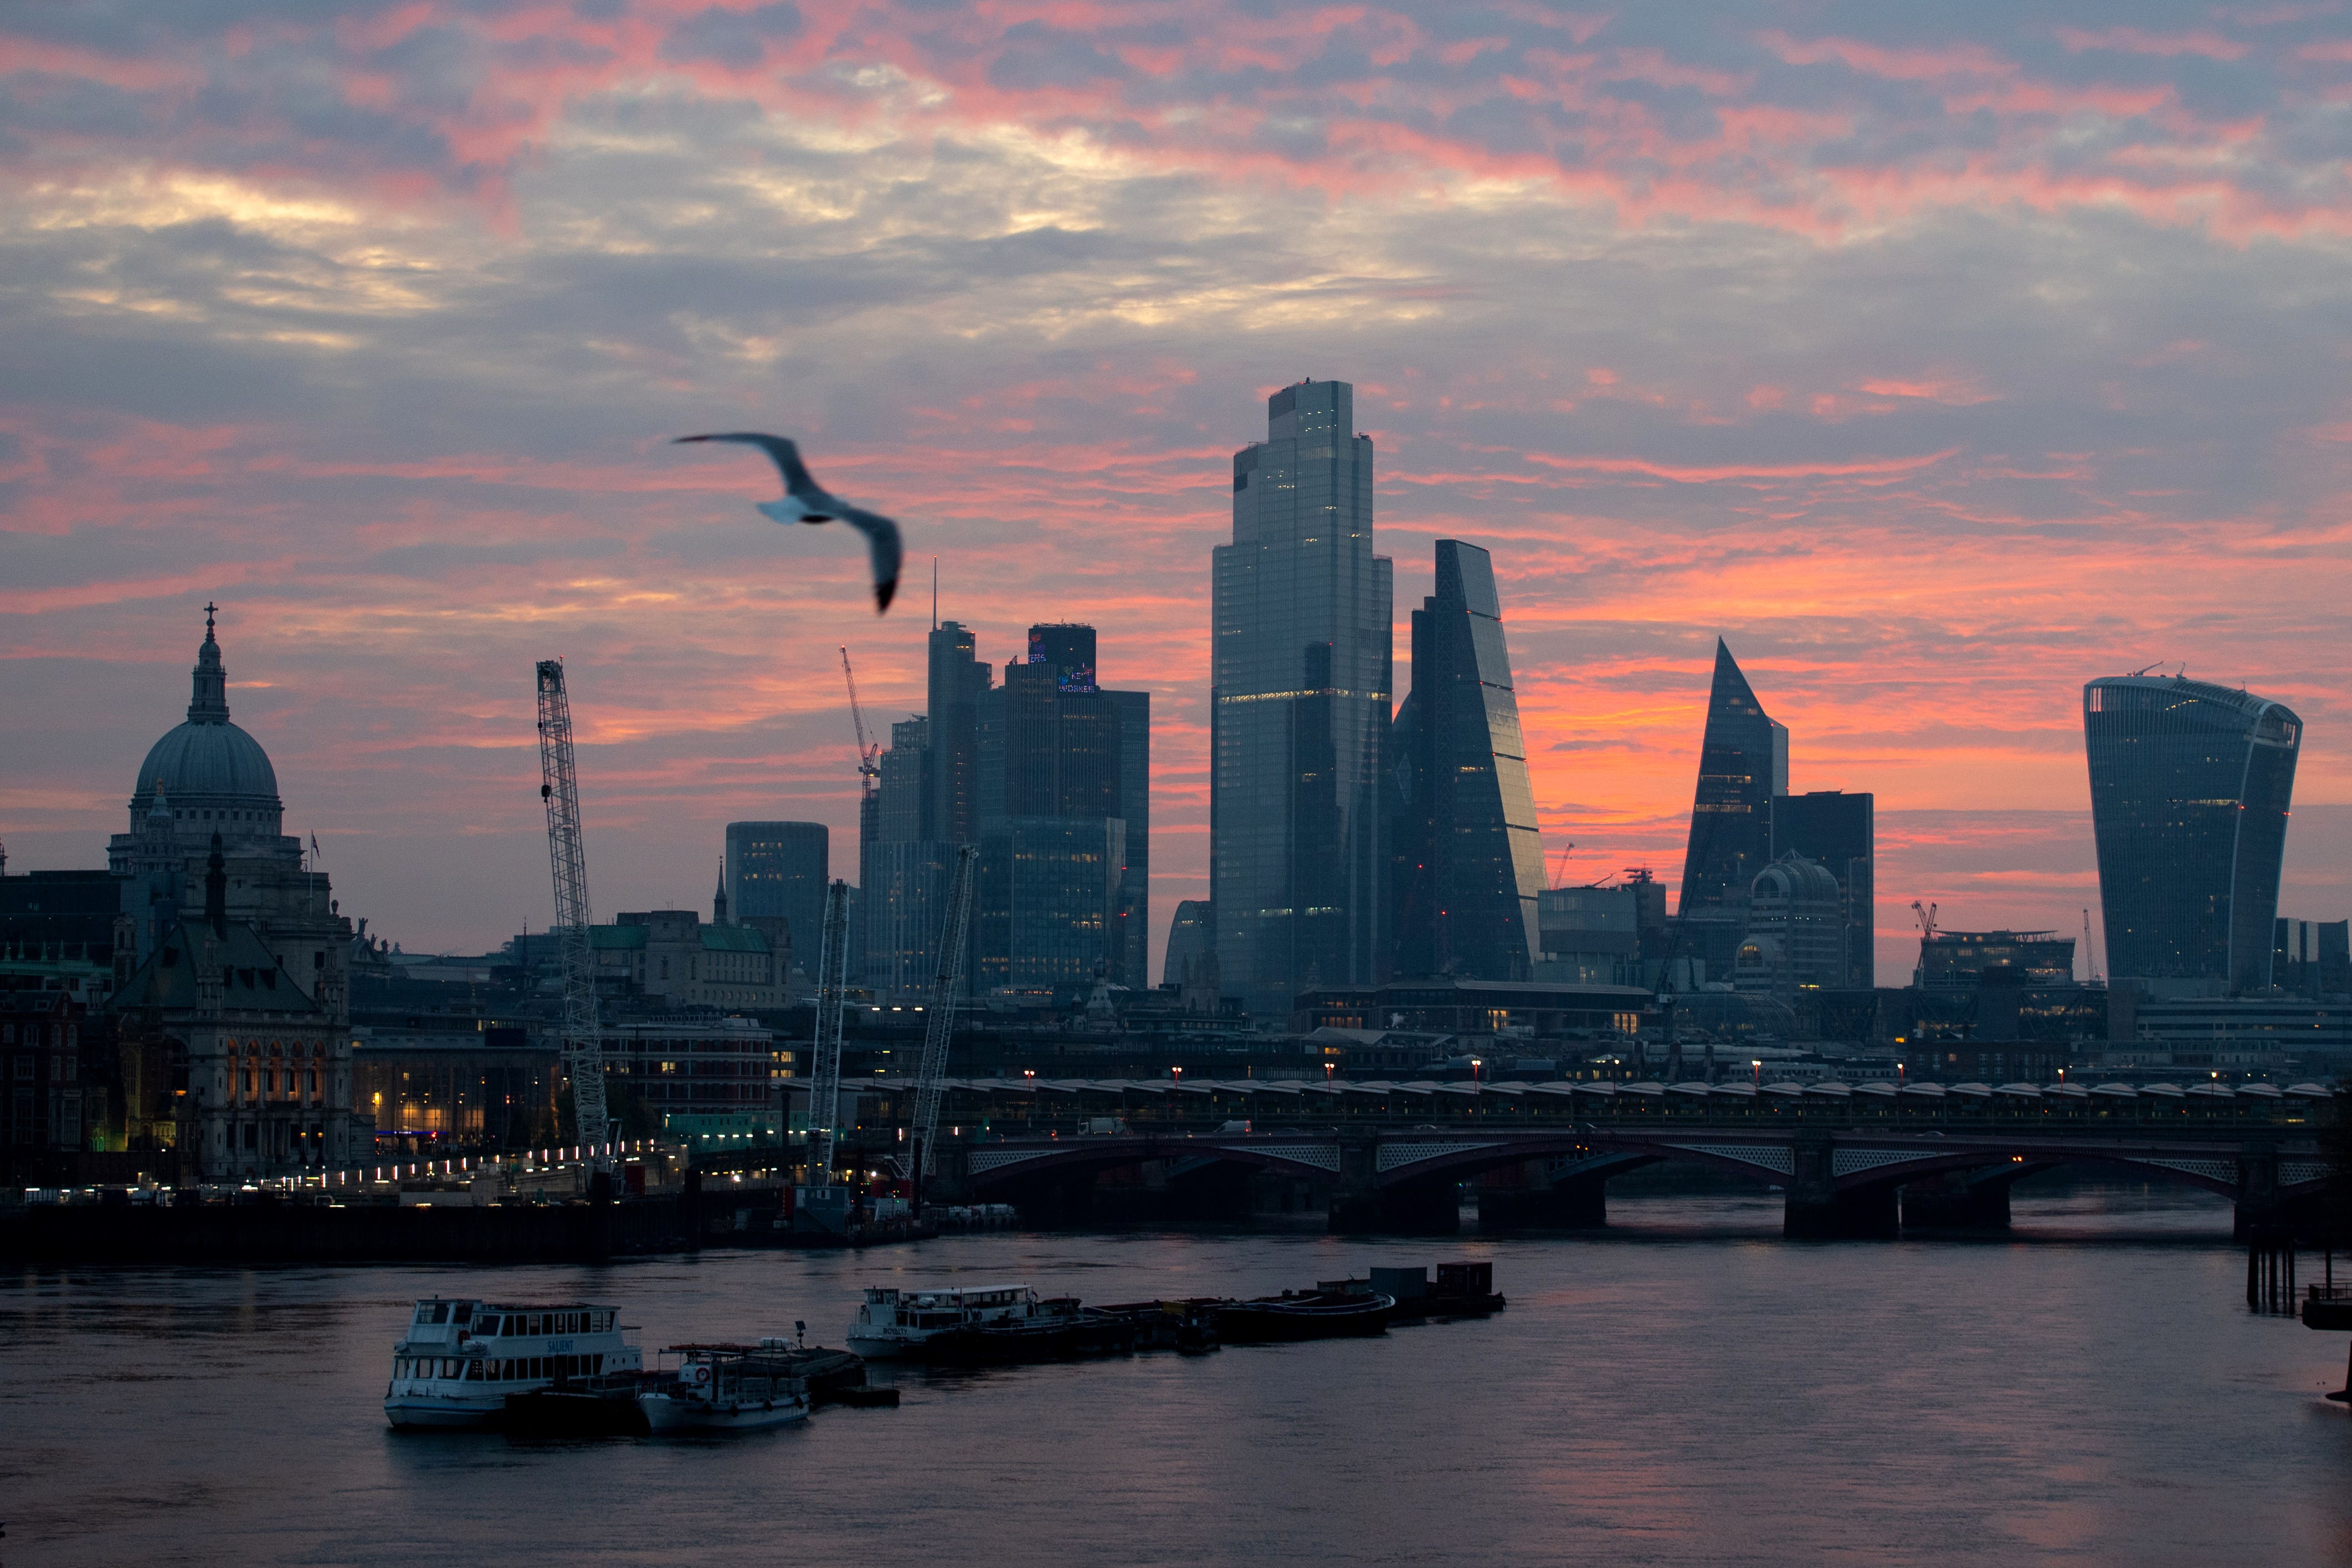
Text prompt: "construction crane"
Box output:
[[907, 844, 979, 1201], [534, 660, 610, 1154], [839, 646, 881, 799], [1911, 899, 1938, 939], [805, 878, 851, 1187], [1548, 841, 1577, 888]]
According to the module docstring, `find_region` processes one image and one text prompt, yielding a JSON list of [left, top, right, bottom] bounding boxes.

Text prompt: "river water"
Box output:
[[4, 1181, 2348, 1567]]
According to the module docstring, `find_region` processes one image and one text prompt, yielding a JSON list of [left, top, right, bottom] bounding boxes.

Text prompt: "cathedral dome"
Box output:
[[135, 721, 279, 805], [128, 608, 284, 824]]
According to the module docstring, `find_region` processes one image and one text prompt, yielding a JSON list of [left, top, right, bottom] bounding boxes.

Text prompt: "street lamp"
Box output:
[[1751, 1060, 1762, 1088]]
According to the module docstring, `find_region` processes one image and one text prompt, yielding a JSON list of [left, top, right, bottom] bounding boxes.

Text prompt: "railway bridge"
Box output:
[[927, 1108, 2329, 1238]]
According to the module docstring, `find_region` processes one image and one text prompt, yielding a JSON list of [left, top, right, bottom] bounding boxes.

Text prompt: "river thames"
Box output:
[[4, 1180, 2348, 1567]]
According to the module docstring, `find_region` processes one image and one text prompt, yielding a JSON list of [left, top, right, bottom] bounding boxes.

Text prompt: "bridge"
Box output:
[[903, 1077, 2335, 1237]]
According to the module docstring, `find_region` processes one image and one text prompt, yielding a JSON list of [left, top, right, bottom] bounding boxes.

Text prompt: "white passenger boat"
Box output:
[[636, 1341, 812, 1433], [384, 1296, 641, 1430], [848, 1283, 1046, 1360]]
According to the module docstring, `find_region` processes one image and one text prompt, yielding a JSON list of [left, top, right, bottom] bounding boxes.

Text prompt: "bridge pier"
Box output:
[[2233, 1142, 2282, 1240], [1785, 1134, 1899, 1240], [1330, 1134, 1459, 1235], [1478, 1173, 1606, 1232], [1901, 1170, 2014, 1231]]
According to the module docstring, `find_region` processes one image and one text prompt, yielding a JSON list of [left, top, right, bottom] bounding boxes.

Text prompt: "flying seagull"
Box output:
[[672, 433, 903, 612]]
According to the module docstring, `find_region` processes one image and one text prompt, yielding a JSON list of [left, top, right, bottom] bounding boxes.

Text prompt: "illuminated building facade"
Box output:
[[1212, 379, 1392, 1018]]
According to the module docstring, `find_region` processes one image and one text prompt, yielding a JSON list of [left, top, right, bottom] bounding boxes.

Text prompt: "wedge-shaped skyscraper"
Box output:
[[2084, 674, 2301, 995], [1389, 541, 1545, 980], [1213, 379, 1392, 1017], [1677, 639, 1787, 918]]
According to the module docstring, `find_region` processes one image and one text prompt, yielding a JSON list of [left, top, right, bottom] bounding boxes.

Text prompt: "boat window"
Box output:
[[464, 1362, 482, 1381], [478, 1315, 500, 1336], [430, 1303, 450, 1325], [593, 1354, 604, 1373], [393, 1358, 407, 1377], [528, 1358, 542, 1379], [442, 1359, 460, 1379], [453, 1303, 473, 1324]]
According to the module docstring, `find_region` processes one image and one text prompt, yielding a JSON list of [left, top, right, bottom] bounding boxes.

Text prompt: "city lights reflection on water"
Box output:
[[3, 1180, 2349, 1567]]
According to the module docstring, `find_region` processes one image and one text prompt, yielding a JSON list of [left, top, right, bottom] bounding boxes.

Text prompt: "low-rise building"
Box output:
[[603, 1016, 792, 1143], [592, 909, 787, 1010]]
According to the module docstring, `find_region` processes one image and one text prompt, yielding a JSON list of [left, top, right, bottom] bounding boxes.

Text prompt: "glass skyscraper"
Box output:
[[1388, 540, 1545, 980], [1769, 789, 1874, 988], [1212, 379, 1392, 1019], [2084, 674, 2302, 994], [723, 821, 826, 948], [1677, 639, 1787, 917]]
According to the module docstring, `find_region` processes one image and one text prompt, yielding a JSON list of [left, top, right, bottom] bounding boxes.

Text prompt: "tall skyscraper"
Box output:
[[927, 620, 989, 846], [1770, 789, 1874, 988], [1388, 540, 1545, 980], [2084, 674, 2301, 995], [865, 713, 946, 999], [1676, 639, 1786, 917], [1211, 379, 1392, 1019], [723, 821, 826, 949], [972, 623, 1150, 993]]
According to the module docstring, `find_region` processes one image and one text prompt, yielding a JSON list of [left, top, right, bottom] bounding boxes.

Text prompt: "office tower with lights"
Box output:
[[723, 821, 827, 947], [1211, 379, 1391, 1019]]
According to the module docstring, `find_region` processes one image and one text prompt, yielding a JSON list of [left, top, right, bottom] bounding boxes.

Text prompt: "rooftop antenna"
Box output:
[[931, 557, 938, 630]]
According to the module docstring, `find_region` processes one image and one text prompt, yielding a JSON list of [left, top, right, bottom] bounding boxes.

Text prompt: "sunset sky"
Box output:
[[4, 1, 2348, 981]]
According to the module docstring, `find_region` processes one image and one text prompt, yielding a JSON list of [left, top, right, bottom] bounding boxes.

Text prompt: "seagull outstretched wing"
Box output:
[[673, 432, 902, 612]]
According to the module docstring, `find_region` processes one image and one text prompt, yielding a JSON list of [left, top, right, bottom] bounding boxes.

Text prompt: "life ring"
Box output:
[[693, 1366, 711, 1385]]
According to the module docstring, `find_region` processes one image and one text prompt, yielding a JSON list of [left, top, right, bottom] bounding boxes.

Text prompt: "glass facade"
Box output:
[[1388, 540, 1545, 980], [1769, 789, 1874, 988], [723, 821, 826, 949], [2084, 675, 2301, 994], [973, 816, 1125, 996], [1211, 380, 1392, 1019], [1677, 639, 1786, 918]]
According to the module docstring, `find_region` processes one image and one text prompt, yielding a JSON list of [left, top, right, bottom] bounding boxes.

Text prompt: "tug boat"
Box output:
[[847, 1283, 1047, 1360], [636, 1341, 813, 1433], [384, 1297, 640, 1430]]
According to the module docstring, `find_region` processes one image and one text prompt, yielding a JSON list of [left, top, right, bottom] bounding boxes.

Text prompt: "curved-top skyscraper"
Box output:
[[1211, 379, 1392, 1019], [2083, 674, 2302, 995]]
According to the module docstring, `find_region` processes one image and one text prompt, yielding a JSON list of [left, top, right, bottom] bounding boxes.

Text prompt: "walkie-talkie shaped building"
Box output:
[[2084, 674, 2300, 995]]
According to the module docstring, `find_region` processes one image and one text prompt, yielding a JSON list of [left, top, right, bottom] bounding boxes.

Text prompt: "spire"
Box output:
[[713, 862, 730, 926], [188, 602, 230, 724]]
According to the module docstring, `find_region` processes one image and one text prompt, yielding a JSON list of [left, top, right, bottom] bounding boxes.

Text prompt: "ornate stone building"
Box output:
[[104, 609, 362, 1174]]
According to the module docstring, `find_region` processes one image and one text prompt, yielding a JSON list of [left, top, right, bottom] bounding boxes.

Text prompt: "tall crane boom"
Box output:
[[840, 646, 880, 798], [805, 878, 851, 1187], [534, 660, 609, 1152], [908, 844, 979, 1195]]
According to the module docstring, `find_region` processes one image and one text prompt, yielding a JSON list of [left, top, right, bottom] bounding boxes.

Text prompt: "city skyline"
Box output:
[[3, 6, 2348, 984]]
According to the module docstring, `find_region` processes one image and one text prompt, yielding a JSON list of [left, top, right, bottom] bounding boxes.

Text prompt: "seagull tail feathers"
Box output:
[[874, 578, 897, 614]]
